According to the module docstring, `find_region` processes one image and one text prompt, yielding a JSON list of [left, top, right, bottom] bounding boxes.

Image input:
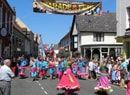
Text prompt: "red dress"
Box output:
[[57, 68, 80, 91]]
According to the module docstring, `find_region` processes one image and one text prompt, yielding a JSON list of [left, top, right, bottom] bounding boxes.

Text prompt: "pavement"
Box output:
[[11, 78, 125, 95]]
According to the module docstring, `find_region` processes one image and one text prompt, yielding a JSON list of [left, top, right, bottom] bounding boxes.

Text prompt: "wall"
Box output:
[[81, 32, 122, 46], [116, 0, 130, 36]]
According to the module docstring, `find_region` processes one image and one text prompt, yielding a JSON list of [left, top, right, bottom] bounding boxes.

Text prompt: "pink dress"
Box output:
[[57, 68, 80, 91], [94, 73, 111, 91], [126, 82, 130, 95]]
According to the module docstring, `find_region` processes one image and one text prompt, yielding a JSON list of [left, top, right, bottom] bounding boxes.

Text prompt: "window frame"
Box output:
[[93, 32, 104, 42], [0, 4, 3, 28], [127, 7, 130, 28]]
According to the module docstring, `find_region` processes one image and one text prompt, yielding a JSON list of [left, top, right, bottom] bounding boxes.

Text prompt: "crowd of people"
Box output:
[[1, 54, 130, 95]]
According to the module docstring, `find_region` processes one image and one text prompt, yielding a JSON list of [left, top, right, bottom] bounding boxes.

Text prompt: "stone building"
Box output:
[[0, 0, 15, 58]]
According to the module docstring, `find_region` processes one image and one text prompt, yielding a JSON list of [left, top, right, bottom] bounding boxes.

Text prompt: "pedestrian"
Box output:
[[57, 59, 80, 95], [88, 59, 96, 79], [0, 59, 15, 95]]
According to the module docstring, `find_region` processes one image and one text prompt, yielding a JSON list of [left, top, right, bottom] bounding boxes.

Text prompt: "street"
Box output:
[[11, 78, 125, 95]]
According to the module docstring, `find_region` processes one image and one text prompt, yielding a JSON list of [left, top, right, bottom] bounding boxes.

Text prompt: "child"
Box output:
[[57, 59, 80, 95], [94, 66, 113, 93]]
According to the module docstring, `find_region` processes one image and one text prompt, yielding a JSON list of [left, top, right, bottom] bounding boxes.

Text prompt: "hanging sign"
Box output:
[[33, 0, 101, 15]]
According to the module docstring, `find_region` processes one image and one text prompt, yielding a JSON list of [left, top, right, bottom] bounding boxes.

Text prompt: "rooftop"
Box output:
[[76, 13, 116, 33]]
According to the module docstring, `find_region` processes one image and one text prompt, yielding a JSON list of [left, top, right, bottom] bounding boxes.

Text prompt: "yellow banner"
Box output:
[[33, 0, 101, 15]]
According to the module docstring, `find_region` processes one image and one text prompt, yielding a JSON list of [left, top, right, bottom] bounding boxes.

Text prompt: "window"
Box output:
[[127, 7, 130, 28], [5, 12, 7, 28], [74, 36, 78, 42], [93, 33, 104, 42], [73, 35, 78, 49], [0, 5, 2, 28], [74, 43, 78, 48]]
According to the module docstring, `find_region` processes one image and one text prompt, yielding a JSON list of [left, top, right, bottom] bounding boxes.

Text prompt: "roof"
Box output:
[[76, 13, 116, 33]]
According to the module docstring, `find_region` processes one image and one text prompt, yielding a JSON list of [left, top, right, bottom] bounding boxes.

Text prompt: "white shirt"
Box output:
[[0, 65, 14, 81], [88, 61, 94, 71]]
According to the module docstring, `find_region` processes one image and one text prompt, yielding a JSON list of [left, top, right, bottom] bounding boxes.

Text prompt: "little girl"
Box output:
[[94, 65, 113, 93]]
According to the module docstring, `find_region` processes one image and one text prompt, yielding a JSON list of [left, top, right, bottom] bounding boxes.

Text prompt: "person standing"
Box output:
[[0, 59, 15, 95]]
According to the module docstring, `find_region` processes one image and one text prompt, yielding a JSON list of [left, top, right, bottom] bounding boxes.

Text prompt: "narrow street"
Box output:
[[11, 78, 125, 95]]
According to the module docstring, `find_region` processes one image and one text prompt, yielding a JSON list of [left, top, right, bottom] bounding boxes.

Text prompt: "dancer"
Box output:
[[125, 60, 130, 95], [94, 65, 113, 94], [57, 59, 80, 95], [30, 58, 37, 81], [49, 58, 55, 79], [57, 58, 65, 81], [39, 58, 48, 79]]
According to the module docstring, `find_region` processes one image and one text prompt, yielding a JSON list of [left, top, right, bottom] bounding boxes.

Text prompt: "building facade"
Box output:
[[12, 18, 39, 57], [76, 13, 123, 61], [116, 0, 130, 59], [60, 13, 123, 61], [0, 0, 15, 58]]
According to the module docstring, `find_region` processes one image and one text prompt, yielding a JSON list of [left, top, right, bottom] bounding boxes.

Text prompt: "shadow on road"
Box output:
[[57, 92, 79, 95], [95, 90, 109, 95]]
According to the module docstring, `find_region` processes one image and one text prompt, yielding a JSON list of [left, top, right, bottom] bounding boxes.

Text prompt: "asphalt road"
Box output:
[[11, 78, 125, 95]]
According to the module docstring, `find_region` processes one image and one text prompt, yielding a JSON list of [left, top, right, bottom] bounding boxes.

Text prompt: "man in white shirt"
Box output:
[[88, 60, 95, 79], [0, 59, 14, 95]]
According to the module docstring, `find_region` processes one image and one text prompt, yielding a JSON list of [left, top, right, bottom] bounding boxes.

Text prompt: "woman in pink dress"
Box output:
[[94, 66, 113, 93], [57, 60, 80, 95]]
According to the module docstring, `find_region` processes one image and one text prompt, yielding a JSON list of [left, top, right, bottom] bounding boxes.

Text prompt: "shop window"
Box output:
[[93, 33, 104, 42]]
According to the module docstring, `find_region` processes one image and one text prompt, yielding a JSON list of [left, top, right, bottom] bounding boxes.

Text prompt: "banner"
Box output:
[[33, 0, 101, 15]]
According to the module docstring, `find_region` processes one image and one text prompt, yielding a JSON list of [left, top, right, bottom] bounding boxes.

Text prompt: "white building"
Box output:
[[116, 0, 130, 59], [60, 13, 123, 61]]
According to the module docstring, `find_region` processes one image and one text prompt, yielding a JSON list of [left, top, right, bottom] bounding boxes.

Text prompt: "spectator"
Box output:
[[0, 59, 15, 95]]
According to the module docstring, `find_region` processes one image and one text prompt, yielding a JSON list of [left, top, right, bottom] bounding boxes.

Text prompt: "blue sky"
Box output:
[[8, 0, 116, 44]]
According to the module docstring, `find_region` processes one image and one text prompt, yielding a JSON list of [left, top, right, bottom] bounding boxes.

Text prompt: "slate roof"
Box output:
[[76, 13, 116, 33]]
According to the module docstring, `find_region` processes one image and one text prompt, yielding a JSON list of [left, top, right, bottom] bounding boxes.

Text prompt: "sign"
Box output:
[[0, 28, 7, 37], [33, 0, 101, 15]]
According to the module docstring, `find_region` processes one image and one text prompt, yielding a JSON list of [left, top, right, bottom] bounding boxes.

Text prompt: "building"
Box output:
[[12, 18, 39, 57], [0, 0, 15, 58], [60, 13, 123, 61], [59, 32, 71, 51], [116, 0, 130, 59], [12, 18, 26, 56]]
